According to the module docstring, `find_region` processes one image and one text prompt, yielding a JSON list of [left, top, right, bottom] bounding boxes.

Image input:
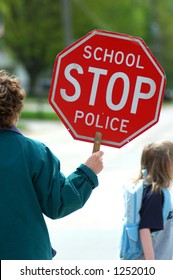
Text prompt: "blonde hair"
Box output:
[[0, 70, 25, 128], [137, 140, 173, 191]]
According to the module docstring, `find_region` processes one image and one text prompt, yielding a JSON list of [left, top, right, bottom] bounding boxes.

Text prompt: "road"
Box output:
[[20, 104, 173, 260]]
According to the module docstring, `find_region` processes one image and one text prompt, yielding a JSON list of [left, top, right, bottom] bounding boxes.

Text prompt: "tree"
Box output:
[[72, 0, 148, 42], [1, 0, 64, 94]]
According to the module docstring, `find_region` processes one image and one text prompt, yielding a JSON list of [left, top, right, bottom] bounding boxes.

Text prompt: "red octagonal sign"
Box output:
[[49, 30, 166, 148]]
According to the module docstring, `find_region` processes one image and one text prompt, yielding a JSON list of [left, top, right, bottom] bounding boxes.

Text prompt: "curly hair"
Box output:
[[0, 70, 25, 128]]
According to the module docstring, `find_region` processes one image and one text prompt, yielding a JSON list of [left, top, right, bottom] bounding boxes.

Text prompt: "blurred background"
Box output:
[[1, 0, 173, 259]]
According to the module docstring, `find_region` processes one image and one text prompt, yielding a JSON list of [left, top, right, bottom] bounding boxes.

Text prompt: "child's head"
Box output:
[[140, 140, 173, 191], [0, 70, 25, 128]]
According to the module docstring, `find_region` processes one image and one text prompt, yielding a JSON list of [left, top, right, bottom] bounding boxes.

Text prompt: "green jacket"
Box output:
[[0, 127, 98, 260]]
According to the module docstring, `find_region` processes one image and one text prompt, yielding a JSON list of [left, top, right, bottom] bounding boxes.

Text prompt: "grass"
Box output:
[[20, 95, 173, 122], [21, 97, 59, 120], [21, 110, 59, 121]]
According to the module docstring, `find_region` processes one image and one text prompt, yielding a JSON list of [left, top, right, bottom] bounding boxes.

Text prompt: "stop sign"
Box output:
[[49, 30, 166, 148]]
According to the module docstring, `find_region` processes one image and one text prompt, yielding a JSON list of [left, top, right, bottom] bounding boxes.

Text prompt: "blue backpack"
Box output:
[[119, 179, 171, 260]]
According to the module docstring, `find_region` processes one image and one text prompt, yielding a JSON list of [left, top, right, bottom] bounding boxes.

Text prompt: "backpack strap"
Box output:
[[141, 169, 151, 201], [162, 188, 171, 221]]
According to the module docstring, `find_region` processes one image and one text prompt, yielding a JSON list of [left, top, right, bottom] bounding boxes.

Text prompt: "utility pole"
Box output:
[[61, 0, 73, 47]]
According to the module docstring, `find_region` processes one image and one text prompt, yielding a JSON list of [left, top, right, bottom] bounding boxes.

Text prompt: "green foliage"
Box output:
[[1, 0, 64, 93], [72, 0, 173, 87]]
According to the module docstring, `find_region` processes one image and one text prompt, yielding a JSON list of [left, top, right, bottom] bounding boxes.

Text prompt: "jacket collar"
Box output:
[[0, 125, 23, 135]]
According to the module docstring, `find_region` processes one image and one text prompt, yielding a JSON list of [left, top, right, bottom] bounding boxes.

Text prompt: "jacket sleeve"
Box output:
[[28, 142, 99, 219]]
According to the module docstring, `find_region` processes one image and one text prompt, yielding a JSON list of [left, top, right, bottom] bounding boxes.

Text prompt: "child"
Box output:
[[0, 70, 104, 260], [136, 140, 173, 260]]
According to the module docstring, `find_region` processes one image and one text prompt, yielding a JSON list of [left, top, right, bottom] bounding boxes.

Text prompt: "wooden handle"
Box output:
[[92, 132, 102, 153]]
